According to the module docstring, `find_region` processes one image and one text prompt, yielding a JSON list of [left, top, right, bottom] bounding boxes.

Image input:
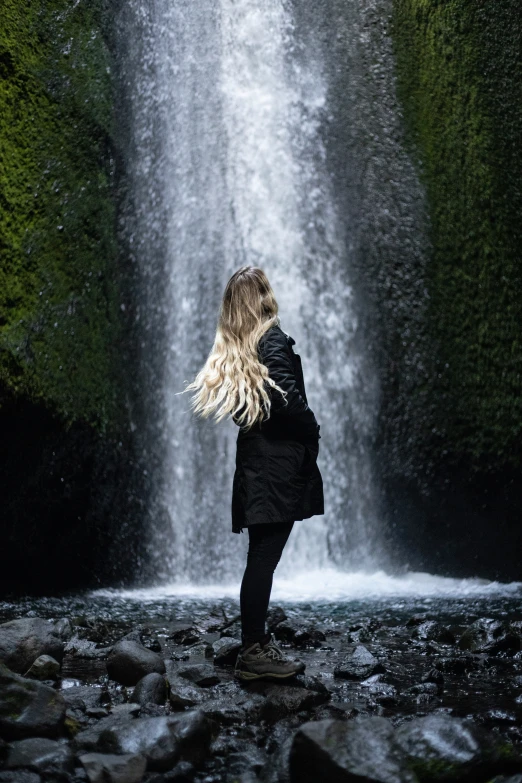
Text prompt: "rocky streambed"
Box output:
[[0, 591, 522, 782]]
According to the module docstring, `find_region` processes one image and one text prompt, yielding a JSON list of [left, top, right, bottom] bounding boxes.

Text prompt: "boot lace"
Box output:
[[258, 637, 286, 661]]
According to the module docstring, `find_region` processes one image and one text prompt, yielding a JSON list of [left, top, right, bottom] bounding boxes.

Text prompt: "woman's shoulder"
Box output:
[[259, 324, 290, 347]]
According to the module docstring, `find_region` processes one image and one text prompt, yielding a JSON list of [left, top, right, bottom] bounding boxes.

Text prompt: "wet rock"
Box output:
[[267, 607, 287, 630], [435, 656, 477, 675], [226, 748, 266, 778], [74, 713, 135, 752], [490, 777, 522, 783], [97, 712, 211, 771], [296, 675, 329, 695], [402, 682, 439, 697], [0, 663, 66, 740], [395, 712, 522, 779], [5, 737, 74, 777], [24, 654, 61, 681], [481, 709, 518, 725], [131, 673, 167, 706], [169, 626, 201, 646], [64, 637, 112, 660], [199, 700, 246, 727], [0, 773, 41, 783], [185, 643, 213, 661], [176, 663, 220, 687], [406, 614, 429, 627], [212, 637, 241, 666], [86, 708, 109, 719], [106, 641, 166, 686], [0, 618, 72, 673], [411, 621, 455, 645], [79, 752, 146, 783], [256, 683, 330, 722], [289, 716, 415, 783], [333, 645, 386, 680], [168, 677, 205, 710], [458, 617, 506, 652], [421, 668, 444, 687], [151, 760, 195, 782], [273, 622, 326, 648], [361, 677, 398, 706]]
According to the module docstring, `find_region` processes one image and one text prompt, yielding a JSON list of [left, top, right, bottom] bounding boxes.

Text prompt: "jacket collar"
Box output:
[[282, 330, 296, 346]]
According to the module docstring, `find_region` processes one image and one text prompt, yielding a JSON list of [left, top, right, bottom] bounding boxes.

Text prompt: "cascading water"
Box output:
[[116, 0, 389, 586]]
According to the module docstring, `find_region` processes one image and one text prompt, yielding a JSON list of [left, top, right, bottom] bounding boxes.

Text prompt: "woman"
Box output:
[[184, 266, 324, 681]]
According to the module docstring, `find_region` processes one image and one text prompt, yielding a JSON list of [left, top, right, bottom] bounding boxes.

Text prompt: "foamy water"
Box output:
[[93, 568, 522, 604]]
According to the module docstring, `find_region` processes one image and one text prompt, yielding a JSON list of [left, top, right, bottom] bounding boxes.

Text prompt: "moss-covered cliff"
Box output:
[[0, 0, 120, 428], [392, 0, 522, 475], [0, 0, 144, 593]]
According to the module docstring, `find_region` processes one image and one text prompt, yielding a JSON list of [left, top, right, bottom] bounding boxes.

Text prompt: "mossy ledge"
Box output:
[[0, 0, 144, 592]]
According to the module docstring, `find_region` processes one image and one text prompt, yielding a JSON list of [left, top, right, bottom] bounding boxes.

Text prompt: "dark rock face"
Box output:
[[5, 737, 74, 777], [0, 618, 72, 673], [131, 673, 167, 706], [0, 663, 66, 740], [106, 641, 166, 686]]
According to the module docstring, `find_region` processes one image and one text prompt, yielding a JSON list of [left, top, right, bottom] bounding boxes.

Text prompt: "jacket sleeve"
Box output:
[[258, 330, 320, 439]]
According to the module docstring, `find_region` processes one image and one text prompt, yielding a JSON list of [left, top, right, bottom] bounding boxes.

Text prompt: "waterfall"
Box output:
[[116, 0, 388, 586]]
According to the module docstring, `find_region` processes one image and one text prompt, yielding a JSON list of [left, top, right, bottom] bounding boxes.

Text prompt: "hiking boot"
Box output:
[[234, 634, 305, 681]]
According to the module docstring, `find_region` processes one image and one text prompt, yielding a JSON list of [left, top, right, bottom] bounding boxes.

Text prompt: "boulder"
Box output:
[[458, 618, 520, 655], [24, 655, 61, 681], [0, 663, 66, 740], [106, 641, 165, 686], [289, 716, 415, 783], [5, 737, 74, 777], [62, 686, 107, 713], [97, 712, 211, 771], [411, 621, 455, 645], [168, 677, 205, 710], [176, 664, 220, 687], [395, 712, 522, 779], [64, 637, 112, 660], [79, 752, 146, 783], [74, 713, 135, 753], [273, 621, 326, 647], [333, 645, 386, 680], [0, 618, 72, 673], [131, 673, 167, 706], [212, 637, 241, 666], [259, 683, 330, 723]]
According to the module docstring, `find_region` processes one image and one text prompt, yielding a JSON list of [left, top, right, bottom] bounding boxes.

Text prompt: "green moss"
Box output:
[[392, 0, 522, 472], [0, 0, 120, 431]]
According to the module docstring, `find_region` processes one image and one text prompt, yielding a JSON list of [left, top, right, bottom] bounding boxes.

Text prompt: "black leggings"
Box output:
[[239, 521, 294, 648]]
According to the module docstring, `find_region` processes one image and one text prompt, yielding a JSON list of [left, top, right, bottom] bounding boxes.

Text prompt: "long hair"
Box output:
[[181, 266, 288, 430]]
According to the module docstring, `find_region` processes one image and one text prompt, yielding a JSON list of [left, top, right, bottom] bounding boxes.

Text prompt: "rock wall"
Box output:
[[383, 0, 522, 577], [0, 0, 145, 593]]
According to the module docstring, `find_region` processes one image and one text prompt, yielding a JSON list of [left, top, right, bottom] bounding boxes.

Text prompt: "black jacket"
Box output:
[[231, 325, 324, 533]]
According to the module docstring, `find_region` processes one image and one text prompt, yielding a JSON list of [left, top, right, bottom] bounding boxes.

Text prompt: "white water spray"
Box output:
[[117, 0, 387, 585]]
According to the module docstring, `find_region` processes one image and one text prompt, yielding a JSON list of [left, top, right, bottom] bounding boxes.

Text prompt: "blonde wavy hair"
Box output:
[[181, 266, 288, 430]]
